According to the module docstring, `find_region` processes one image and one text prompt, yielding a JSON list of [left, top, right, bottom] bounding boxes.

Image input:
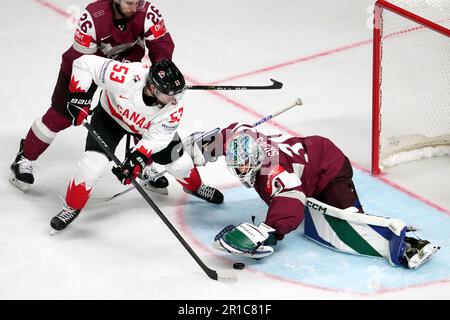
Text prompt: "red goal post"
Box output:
[[372, 0, 450, 175]]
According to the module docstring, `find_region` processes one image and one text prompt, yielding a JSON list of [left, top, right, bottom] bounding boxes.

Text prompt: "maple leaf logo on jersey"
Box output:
[[176, 167, 201, 192], [69, 76, 86, 93], [136, 145, 152, 158], [66, 180, 92, 210]]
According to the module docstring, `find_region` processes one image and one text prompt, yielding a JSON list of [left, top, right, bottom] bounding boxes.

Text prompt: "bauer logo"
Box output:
[[306, 200, 327, 213], [70, 98, 92, 105]]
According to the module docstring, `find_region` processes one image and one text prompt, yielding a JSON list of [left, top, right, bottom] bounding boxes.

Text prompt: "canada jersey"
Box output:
[[61, 0, 173, 75], [71, 55, 183, 158], [219, 123, 346, 236]]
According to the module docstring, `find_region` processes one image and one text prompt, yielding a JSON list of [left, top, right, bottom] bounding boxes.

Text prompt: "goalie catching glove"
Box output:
[[182, 128, 221, 166], [112, 149, 149, 185], [214, 222, 278, 259]]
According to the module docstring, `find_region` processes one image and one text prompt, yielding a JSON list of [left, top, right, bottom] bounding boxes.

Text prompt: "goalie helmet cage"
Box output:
[[371, 0, 450, 175]]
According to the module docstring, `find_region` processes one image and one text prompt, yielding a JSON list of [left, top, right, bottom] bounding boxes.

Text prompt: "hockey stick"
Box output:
[[95, 98, 303, 202], [91, 170, 167, 202], [83, 122, 237, 282], [91, 134, 167, 202], [187, 78, 283, 90]]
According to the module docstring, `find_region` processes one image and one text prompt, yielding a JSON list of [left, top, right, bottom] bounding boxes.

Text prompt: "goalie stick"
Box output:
[[83, 122, 237, 282], [94, 98, 303, 202], [187, 78, 283, 90], [251, 97, 302, 127]]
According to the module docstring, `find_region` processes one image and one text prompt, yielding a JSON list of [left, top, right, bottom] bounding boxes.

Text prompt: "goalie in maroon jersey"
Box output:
[[184, 122, 435, 267], [186, 122, 363, 253], [10, 0, 174, 192]]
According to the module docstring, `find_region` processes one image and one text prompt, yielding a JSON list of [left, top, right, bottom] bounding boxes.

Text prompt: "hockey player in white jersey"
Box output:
[[50, 56, 223, 231]]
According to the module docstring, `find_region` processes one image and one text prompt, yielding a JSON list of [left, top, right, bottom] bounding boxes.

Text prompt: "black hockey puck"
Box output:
[[233, 262, 245, 270]]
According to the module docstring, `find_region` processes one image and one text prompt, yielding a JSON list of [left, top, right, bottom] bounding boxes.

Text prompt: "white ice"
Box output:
[[1, 0, 449, 299]]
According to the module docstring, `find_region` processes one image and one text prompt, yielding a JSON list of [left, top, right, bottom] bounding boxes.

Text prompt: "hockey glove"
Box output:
[[112, 149, 149, 185], [213, 222, 276, 259], [66, 92, 92, 126], [182, 127, 221, 166]]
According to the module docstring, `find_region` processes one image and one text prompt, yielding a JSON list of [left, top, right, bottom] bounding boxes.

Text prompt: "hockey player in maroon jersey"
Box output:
[[10, 0, 174, 191], [49, 56, 223, 232]]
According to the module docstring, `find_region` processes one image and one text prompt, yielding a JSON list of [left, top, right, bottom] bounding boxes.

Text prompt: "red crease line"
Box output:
[[32, 0, 70, 18]]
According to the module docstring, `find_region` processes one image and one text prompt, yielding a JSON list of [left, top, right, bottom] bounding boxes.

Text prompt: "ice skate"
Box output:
[[9, 139, 34, 191], [403, 236, 440, 269], [183, 183, 224, 204], [50, 202, 81, 234], [140, 164, 169, 195]]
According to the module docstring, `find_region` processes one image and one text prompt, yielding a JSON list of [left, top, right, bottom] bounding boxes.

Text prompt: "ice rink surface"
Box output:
[[1, 0, 449, 299]]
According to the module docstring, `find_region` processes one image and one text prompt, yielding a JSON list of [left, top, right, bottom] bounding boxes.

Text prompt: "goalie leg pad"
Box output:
[[305, 197, 408, 265], [304, 197, 440, 269]]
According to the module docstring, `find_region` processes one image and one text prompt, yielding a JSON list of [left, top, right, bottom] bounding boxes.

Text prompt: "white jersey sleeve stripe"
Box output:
[[72, 10, 97, 54]]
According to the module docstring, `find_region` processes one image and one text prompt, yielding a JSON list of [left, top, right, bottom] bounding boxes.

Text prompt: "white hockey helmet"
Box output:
[[225, 134, 265, 188]]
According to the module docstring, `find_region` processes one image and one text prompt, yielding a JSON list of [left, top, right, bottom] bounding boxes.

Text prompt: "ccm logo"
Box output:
[[306, 200, 327, 213]]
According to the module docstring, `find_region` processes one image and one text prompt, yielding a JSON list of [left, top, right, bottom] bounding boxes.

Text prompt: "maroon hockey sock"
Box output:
[[22, 107, 72, 160], [176, 167, 202, 192], [22, 128, 51, 161]]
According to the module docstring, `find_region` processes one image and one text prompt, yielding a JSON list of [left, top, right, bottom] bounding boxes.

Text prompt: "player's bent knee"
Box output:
[[74, 151, 110, 188], [164, 151, 194, 179]]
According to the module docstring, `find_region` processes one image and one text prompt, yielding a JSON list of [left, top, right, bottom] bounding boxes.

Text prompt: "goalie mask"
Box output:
[[148, 60, 186, 105], [225, 134, 265, 188]]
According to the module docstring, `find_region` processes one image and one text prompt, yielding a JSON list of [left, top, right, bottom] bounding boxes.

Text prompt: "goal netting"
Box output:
[[372, 0, 450, 175]]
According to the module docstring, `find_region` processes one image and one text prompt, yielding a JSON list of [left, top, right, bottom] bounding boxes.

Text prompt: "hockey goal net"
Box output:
[[372, 0, 450, 175]]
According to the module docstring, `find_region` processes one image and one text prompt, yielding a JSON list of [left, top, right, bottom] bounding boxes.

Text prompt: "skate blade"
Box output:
[[8, 174, 32, 192], [143, 184, 169, 196], [408, 245, 441, 269], [49, 228, 59, 236]]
